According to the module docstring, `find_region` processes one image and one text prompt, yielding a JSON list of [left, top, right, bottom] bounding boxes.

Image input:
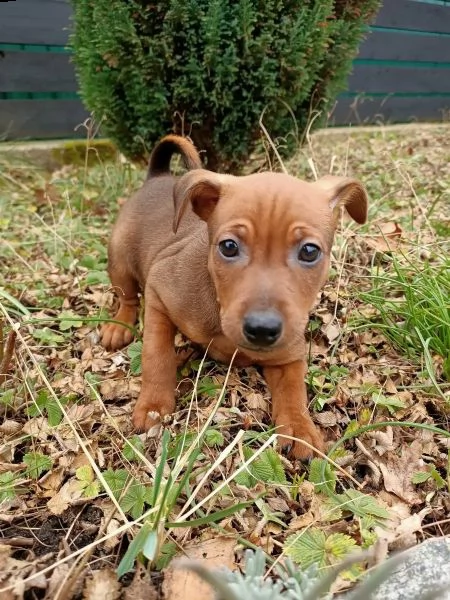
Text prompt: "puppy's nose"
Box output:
[[243, 310, 283, 347]]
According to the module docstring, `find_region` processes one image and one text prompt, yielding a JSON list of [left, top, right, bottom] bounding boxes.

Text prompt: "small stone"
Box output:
[[341, 539, 450, 600]]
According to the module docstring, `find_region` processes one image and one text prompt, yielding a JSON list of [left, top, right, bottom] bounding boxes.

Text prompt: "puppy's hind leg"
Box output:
[[101, 259, 140, 351]]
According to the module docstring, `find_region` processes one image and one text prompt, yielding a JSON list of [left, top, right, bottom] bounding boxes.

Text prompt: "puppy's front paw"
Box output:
[[101, 322, 135, 350], [275, 415, 325, 460], [132, 394, 176, 432], [101, 304, 138, 350]]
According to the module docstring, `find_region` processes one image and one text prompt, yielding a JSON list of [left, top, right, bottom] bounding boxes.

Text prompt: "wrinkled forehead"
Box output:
[[212, 172, 335, 235]]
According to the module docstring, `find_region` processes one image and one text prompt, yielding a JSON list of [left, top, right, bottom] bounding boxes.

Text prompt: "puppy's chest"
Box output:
[[175, 307, 222, 347], [149, 238, 224, 344], [151, 270, 222, 344]]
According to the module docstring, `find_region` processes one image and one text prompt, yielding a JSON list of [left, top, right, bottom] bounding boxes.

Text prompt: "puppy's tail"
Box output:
[[147, 134, 202, 179]]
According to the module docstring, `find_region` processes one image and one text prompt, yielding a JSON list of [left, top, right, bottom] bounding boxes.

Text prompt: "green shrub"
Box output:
[[71, 0, 380, 172]]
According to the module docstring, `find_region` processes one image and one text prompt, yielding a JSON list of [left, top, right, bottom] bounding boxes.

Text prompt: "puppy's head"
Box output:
[[174, 170, 368, 361]]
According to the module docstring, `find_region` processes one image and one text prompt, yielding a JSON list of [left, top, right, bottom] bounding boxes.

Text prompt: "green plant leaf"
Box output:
[[430, 466, 446, 489], [122, 434, 145, 462], [76, 465, 100, 497], [285, 528, 359, 570], [235, 447, 286, 487], [332, 489, 390, 521], [128, 341, 143, 375], [0, 288, 30, 316], [32, 327, 66, 345], [59, 310, 84, 331], [23, 452, 53, 479], [234, 469, 256, 488], [76, 465, 94, 484], [411, 471, 432, 484], [0, 389, 15, 408], [308, 458, 336, 494], [198, 376, 220, 397], [285, 528, 327, 567], [372, 392, 406, 415], [155, 541, 177, 570], [27, 390, 64, 426], [0, 471, 23, 503], [83, 481, 101, 498], [321, 497, 343, 522], [204, 428, 225, 447], [325, 533, 358, 562], [46, 400, 64, 427], [253, 448, 287, 484], [85, 270, 110, 286], [102, 468, 129, 499], [121, 480, 152, 519]]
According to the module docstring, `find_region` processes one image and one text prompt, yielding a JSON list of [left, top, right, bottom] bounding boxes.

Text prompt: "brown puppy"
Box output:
[[101, 135, 368, 459]]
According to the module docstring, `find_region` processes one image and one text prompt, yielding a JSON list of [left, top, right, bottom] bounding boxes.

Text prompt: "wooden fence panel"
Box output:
[[348, 64, 450, 94], [376, 0, 450, 34], [0, 0, 72, 45], [0, 52, 78, 93], [358, 29, 450, 63]]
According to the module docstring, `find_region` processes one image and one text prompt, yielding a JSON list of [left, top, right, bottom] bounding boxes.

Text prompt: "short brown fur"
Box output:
[[101, 135, 368, 459]]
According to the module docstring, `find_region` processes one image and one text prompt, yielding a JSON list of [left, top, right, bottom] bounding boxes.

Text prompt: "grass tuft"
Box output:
[[357, 252, 450, 381]]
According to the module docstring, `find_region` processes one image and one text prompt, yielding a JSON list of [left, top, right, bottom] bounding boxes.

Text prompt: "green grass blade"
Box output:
[[167, 501, 252, 528], [170, 446, 201, 504], [117, 521, 153, 577], [142, 528, 159, 561], [151, 428, 171, 506], [0, 289, 30, 316]]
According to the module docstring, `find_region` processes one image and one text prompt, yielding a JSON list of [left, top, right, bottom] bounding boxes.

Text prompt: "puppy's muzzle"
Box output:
[[242, 310, 283, 347]]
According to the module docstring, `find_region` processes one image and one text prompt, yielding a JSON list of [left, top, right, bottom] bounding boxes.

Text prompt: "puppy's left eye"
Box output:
[[218, 239, 240, 258], [298, 243, 321, 264]]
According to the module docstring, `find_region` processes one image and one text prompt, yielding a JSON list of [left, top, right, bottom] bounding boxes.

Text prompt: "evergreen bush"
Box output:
[[71, 1, 380, 172]]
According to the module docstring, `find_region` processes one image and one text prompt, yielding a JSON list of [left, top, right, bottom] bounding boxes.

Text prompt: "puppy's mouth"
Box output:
[[237, 339, 285, 355]]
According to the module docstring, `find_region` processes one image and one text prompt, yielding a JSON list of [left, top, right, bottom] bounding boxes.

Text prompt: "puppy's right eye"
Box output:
[[298, 243, 321, 264], [218, 239, 239, 258]]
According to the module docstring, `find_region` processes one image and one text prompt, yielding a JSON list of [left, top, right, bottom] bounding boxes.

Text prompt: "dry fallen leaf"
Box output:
[[45, 564, 71, 599], [0, 545, 46, 598], [83, 568, 121, 600], [323, 322, 341, 343], [364, 221, 403, 252], [123, 568, 158, 600], [162, 537, 236, 600], [40, 467, 66, 498], [103, 518, 122, 551], [378, 440, 425, 505], [47, 478, 84, 515]]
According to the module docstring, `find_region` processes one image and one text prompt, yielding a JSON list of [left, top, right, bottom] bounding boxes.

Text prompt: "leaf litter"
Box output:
[[0, 124, 449, 598]]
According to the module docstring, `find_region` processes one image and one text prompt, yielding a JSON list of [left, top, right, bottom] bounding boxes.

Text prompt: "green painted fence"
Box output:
[[1, 0, 449, 140]]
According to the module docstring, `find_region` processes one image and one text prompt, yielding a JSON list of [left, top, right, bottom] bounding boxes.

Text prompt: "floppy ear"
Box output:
[[314, 175, 368, 224], [173, 169, 225, 233]]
